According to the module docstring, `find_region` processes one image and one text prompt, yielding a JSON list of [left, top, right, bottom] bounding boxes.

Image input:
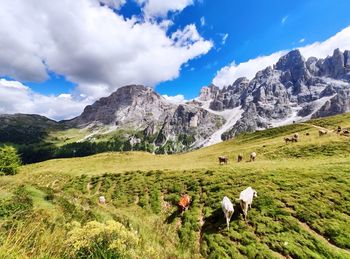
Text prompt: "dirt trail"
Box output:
[[86, 181, 92, 195], [300, 122, 332, 132], [94, 181, 102, 194]]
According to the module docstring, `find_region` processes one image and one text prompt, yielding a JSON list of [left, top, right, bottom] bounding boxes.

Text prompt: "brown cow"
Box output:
[[340, 130, 350, 136], [284, 137, 294, 144], [337, 126, 342, 134], [218, 156, 228, 165], [178, 194, 191, 215], [237, 154, 243, 162], [293, 133, 299, 141]]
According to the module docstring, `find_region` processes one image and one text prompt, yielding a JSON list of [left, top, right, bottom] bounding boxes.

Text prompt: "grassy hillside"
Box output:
[[1, 113, 350, 258]]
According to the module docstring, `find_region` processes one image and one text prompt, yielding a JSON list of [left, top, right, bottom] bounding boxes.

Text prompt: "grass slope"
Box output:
[[1, 113, 350, 258]]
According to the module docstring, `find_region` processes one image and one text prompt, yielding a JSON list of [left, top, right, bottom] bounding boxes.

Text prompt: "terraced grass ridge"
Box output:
[[1, 113, 350, 258]]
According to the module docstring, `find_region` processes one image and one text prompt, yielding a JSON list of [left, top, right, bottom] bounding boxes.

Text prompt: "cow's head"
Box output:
[[253, 190, 257, 197]]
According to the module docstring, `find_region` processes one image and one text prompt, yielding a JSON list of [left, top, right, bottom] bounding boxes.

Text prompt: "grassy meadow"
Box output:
[[0, 113, 350, 258]]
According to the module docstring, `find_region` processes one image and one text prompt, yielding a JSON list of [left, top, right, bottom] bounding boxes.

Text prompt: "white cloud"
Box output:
[[99, 0, 126, 9], [138, 0, 193, 17], [0, 0, 212, 101], [162, 94, 187, 104], [0, 79, 92, 120], [221, 33, 229, 45], [213, 51, 286, 87], [200, 16, 206, 27], [213, 26, 350, 87], [281, 15, 288, 24], [299, 38, 305, 43]]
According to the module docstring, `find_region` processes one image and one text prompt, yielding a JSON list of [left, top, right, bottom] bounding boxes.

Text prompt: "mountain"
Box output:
[[198, 48, 350, 141], [1, 48, 350, 158], [0, 114, 61, 144], [63, 84, 225, 153]]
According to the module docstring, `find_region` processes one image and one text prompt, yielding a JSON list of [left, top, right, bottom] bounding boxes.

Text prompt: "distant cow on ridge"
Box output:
[[218, 156, 228, 165], [249, 152, 256, 162]]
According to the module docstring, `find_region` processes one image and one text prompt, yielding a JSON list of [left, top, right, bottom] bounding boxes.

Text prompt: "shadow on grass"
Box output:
[[201, 204, 242, 234], [164, 210, 179, 224]]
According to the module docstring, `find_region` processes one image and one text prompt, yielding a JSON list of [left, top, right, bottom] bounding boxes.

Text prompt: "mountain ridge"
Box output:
[[1, 48, 350, 154]]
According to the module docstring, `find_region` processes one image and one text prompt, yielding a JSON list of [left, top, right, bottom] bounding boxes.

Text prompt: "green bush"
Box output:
[[0, 145, 21, 175], [65, 220, 139, 258]]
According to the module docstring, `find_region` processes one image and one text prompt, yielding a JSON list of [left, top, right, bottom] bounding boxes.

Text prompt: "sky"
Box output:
[[1, 0, 350, 120]]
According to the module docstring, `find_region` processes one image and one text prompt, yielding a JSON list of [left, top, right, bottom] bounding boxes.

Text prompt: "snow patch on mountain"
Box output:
[[198, 106, 244, 147]]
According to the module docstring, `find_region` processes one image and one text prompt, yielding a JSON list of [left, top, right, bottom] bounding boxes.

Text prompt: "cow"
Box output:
[[337, 126, 342, 134], [218, 156, 228, 165], [249, 152, 257, 162], [284, 134, 299, 144], [178, 194, 191, 215], [340, 130, 350, 136], [293, 133, 299, 141], [99, 196, 106, 204], [284, 137, 294, 144], [319, 129, 327, 137], [239, 187, 257, 221], [221, 196, 234, 229], [237, 154, 243, 162]]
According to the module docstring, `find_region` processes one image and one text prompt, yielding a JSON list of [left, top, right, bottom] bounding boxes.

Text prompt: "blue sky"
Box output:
[[157, 0, 350, 98], [1, 0, 350, 120]]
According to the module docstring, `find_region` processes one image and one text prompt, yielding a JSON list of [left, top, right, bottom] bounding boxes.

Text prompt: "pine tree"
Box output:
[[0, 145, 21, 175]]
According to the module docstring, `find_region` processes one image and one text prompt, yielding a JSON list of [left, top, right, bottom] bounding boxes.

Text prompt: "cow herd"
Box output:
[[218, 152, 257, 165], [221, 187, 258, 229], [177, 186, 257, 230]]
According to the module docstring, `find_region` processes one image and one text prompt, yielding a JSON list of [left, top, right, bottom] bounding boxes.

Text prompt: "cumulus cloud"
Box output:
[[162, 94, 187, 104], [0, 0, 212, 100], [0, 79, 92, 121], [138, 0, 193, 17], [213, 51, 286, 87], [213, 26, 350, 87]]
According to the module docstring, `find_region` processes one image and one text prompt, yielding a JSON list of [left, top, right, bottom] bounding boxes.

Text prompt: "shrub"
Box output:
[[65, 220, 139, 258], [0, 145, 21, 175]]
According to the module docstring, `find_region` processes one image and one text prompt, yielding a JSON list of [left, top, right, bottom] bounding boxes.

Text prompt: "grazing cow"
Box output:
[[99, 196, 106, 204], [239, 187, 257, 221], [340, 130, 350, 136], [250, 152, 257, 162], [218, 156, 228, 165], [221, 196, 234, 229], [319, 129, 327, 136], [237, 154, 243, 162], [284, 134, 299, 144], [178, 194, 191, 215], [337, 126, 342, 134], [284, 137, 294, 144], [305, 132, 310, 136], [293, 133, 299, 141]]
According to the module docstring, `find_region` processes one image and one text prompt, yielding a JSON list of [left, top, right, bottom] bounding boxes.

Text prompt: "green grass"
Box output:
[[1, 112, 350, 258]]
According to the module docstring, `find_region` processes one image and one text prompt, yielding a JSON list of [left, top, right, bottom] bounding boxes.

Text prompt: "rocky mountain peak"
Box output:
[[275, 49, 310, 83]]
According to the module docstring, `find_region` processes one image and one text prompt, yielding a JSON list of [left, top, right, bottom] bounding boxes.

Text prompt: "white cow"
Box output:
[[250, 152, 257, 162], [221, 196, 234, 229], [239, 187, 257, 221], [99, 196, 106, 204]]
